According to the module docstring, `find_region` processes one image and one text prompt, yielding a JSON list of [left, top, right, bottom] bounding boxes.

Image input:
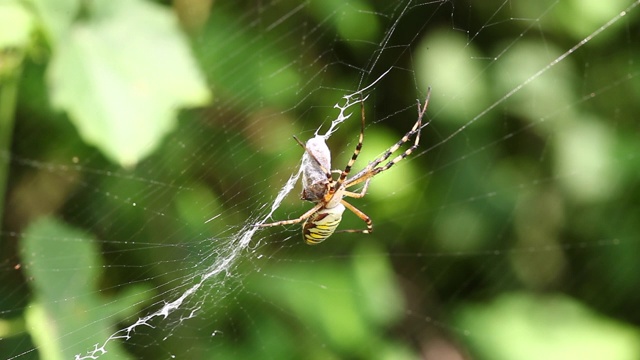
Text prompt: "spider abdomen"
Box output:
[[302, 203, 345, 245]]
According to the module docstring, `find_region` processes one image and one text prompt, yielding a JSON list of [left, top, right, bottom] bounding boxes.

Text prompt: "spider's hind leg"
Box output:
[[336, 200, 373, 234]]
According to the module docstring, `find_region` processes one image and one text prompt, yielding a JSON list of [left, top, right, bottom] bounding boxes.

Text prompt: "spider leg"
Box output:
[[345, 88, 431, 188], [343, 178, 371, 199], [258, 202, 324, 228], [335, 200, 372, 233]]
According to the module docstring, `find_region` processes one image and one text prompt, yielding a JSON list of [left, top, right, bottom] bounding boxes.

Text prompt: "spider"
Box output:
[[259, 88, 431, 245]]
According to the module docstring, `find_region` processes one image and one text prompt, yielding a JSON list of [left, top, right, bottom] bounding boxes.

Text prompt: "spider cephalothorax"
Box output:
[[260, 89, 431, 245]]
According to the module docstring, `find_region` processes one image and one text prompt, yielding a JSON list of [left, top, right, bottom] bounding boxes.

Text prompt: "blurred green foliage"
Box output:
[[21, 217, 150, 360], [1, 0, 640, 359]]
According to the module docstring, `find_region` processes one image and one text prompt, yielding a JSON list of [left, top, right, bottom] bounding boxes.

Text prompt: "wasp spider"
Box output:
[[260, 89, 431, 245]]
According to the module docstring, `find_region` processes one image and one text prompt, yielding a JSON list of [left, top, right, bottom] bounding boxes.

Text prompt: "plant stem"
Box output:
[[0, 53, 22, 228]]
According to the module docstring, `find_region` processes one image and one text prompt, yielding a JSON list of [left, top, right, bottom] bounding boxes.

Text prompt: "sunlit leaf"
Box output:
[[28, 0, 80, 45], [0, 0, 34, 50], [42, 0, 211, 166]]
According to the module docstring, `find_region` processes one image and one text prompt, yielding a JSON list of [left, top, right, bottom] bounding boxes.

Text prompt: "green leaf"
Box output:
[[43, 0, 211, 166], [0, 0, 34, 49], [248, 253, 410, 358], [352, 242, 405, 327], [21, 217, 151, 359], [28, 0, 80, 45], [456, 293, 640, 360]]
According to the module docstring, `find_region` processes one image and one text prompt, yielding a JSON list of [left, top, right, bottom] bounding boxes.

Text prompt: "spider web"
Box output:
[[2, 0, 640, 359]]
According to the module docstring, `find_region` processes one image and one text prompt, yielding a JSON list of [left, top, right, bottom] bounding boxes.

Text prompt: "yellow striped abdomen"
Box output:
[[302, 204, 345, 245]]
